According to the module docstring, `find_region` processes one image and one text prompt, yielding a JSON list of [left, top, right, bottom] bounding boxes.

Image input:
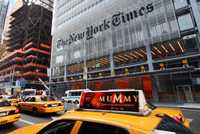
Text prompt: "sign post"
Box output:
[[83, 66, 88, 89]]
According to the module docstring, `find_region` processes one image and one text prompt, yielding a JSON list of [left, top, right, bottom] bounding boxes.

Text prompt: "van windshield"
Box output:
[[68, 92, 81, 96]]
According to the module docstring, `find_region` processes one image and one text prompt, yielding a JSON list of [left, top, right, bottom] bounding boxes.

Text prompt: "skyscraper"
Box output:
[[0, 0, 9, 43]]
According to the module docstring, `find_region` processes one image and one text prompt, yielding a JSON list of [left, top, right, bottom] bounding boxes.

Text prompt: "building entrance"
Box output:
[[176, 85, 194, 103]]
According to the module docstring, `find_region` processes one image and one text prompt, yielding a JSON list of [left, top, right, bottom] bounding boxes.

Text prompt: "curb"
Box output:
[[153, 104, 200, 110]]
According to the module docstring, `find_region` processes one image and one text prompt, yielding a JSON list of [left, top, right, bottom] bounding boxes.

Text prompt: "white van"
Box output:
[[62, 89, 91, 104], [62, 89, 91, 111]]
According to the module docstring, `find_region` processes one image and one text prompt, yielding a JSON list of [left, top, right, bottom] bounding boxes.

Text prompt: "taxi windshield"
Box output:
[[40, 96, 56, 101], [0, 101, 11, 107], [22, 91, 35, 96], [68, 91, 81, 96], [8, 96, 17, 99]]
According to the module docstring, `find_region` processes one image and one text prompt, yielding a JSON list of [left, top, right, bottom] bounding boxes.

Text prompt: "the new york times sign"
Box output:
[[57, 3, 154, 48]]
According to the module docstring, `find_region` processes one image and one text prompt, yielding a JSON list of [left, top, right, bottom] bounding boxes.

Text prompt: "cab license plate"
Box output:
[[0, 112, 7, 117], [51, 104, 57, 107]]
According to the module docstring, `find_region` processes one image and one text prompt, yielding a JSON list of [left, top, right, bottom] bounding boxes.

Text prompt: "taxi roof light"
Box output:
[[79, 89, 152, 116]]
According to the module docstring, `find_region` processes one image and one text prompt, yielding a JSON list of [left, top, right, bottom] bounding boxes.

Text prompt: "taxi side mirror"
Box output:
[[155, 113, 165, 118]]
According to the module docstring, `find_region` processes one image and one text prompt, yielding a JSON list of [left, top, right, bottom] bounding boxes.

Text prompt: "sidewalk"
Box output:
[[153, 102, 200, 110]]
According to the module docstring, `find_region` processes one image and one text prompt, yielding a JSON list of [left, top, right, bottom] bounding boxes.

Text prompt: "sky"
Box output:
[[9, 0, 15, 4], [8, 0, 16, 13]]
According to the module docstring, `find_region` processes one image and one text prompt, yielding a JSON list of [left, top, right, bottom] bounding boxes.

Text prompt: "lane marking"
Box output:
[[187, 118, 193, 123], [51, 116, 59, 120], [19, 119, 35, 125], [182, 109, 200, 112]]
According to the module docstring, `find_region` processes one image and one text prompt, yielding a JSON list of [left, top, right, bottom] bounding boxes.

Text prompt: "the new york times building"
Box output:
[[50, 0, 200, 103]]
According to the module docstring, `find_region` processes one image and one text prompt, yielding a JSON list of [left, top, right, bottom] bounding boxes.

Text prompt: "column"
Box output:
[[146, 45, 154, 72], [64, 64, 67, 81], [110, 53, 115, 76], [83, 59, 88, 89], [191, 0, 200, 34], [141, 18, 154, 72], [190, 0, 200, 51], [49, 67, 53, 96], [152, 75, 160, 102]]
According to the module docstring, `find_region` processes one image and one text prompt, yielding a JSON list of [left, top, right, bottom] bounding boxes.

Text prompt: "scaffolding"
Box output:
[[0, 3, 52, 89]]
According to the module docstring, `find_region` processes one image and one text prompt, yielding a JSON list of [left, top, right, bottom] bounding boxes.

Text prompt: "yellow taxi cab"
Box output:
[[18, 96, 64, 114], [3, 95, 21, 107], [0, 99, 20, 125], [10, 90, 194, 134]]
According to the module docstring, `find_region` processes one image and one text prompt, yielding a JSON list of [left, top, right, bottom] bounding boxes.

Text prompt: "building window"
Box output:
[[183, 34, 199, 53], [56, 55, 64, 64], [74, 51, 81, 59], [178, 14, 194, 31], [173, 0, 188, 9], [57, 45, 63, 51]]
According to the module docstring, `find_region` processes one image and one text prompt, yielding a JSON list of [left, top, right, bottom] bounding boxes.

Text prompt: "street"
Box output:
[[182, 109, 200, 134], [0, 109, 199, 134]]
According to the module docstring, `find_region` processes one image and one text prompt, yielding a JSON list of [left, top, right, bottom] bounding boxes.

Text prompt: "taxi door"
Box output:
[[20, 97, 30, 111], [36, 120, 80, 134], [74, 121, 132, 134], [21, 97, 35, 111]]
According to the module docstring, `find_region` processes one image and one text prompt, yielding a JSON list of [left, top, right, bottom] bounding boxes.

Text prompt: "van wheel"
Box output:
[[74, 100, 79, 104]]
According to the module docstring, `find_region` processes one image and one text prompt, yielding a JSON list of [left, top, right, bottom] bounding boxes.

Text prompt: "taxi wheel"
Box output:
[[32, 108, 39, 116], [18, 105, 22, 112], [7, 122, 14, 126]]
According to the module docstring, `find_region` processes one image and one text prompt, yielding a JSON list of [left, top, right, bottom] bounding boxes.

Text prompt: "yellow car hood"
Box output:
[[0, 106, 16, 112], [9, 122, 47, 134]]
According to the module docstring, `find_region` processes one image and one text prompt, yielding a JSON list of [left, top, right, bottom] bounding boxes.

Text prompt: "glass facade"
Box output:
[[178, 14, 194, 31], [174, 0, 188, 9], [51, 0, 180, 67]]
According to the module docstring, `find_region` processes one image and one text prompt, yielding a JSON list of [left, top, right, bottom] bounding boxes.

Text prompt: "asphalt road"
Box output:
[[0, 109, 199, 134], [182, 109, 200, 134]]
